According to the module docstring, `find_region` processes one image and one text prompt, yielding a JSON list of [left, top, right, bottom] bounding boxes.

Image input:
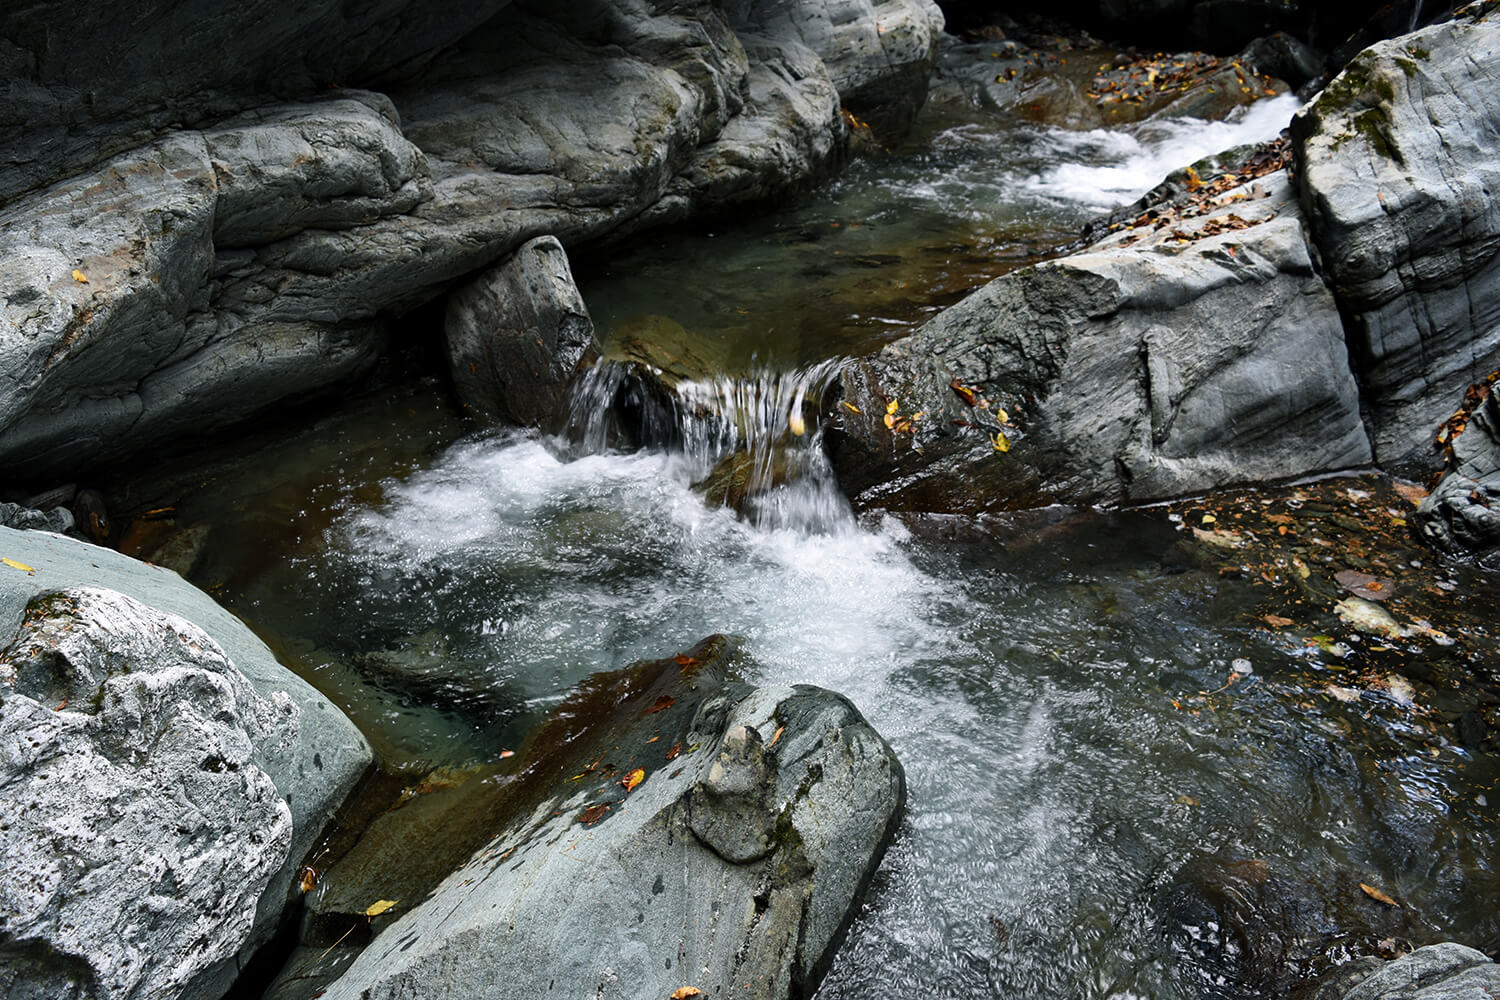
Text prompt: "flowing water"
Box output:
[[136, 91, 1500, 997]]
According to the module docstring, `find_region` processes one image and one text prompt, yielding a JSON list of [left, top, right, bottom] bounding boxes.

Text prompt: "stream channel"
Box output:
[[116, 77, 1499, 999]]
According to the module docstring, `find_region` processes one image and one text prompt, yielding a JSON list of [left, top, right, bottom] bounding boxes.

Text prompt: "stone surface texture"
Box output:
[[1294, 7, 1500, 475], [1416, 388, 1500, 558], [306, 637, 904, 1000], [0, 526, 371, 1000], [1309, 943, 1500, 1000]]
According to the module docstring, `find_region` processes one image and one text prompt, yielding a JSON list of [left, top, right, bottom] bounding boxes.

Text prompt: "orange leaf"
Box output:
[[1359, 883, 1399, 907], [1262, 615, 1293, 628], [622, 768, 645, 792], [769, 725, 785, 747], [666, 743, 683, 761], [642, 695, 675, 716], [671, 990, 703, 999], [299, 867, 319, 894], [578, 803, 611, 825]]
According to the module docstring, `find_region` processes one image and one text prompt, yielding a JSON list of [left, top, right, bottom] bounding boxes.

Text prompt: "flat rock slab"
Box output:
[[304, 636, 904, 1000], [0, 526, 371, 999]]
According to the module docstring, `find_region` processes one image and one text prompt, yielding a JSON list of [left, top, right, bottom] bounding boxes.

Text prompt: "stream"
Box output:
[[121, 85, 1499, 998]]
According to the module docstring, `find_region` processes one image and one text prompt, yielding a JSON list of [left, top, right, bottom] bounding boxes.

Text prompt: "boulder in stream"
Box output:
[[1415, 386, 1500, 562], [1292, 5, 1500, 475], [0, 526, 372, 1000], [1305, 942, 1500, 1000], [293, 636, 904, 1000], [444, 235, 597, 427]]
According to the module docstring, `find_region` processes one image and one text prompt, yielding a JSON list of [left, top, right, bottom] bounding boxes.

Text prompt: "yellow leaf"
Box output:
[[788, 411, 806, 436], [2, 558, 36, 572], [885, 399, 899, 415], [1200, 513, 1217, 524], [622, 767, 645, 792], [671, 990, 703, 999], [71, 269, 88, 283], [882, 412, 895, 429], [1359, 883, 1399, 907], [991, 430, 1010, 453], [841, 400, 861, 414], [364, 899, 399, 917], [994, 408, 1009, 424]]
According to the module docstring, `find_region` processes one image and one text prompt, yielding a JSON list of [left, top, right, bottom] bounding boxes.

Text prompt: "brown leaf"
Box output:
[[642, 695, 676, 716], [950, 380, 982, 407], [622, 768, 645, 793], [1262, 615, 1294, 627], [1335, 569, 1395, 602], [577, 803, 612, 825], [299, 867, 319, 894], [1391, 482, 1428, 507], [1359, 883, 1399, 907], [666, 742, 683, 761]]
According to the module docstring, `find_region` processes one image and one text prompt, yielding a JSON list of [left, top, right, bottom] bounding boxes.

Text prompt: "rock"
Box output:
[[1293, 7, 1500, 475], [0, 587, 295, 1000], [1416, 388, 1500, 559], [306, 635, 904, 1000], [0, 526, 372, 999], [1239, 32, 1324, 89], [829, 169, 1372, 513], [0, 503, 72, 534], [1313, 942, 1500, 1000], [444, 236, 596, 427]]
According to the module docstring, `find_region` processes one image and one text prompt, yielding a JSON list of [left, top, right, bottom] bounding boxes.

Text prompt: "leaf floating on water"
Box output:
[[788, 411, 807, 436], [71, 269, 88, 283], [1335, 569, 1395, 602], [364, 899, 399, 917], [578, 803, 611, 825], [499, 749, 516, 759], [642, 695, 675, 716], [670, 989, 704, 999], [1200, 513, 1217, 525], [840, 400, 861, 414], [299, 867, 319, 894], [666, 742, 683, 761], [1262, 614, 1294, 628], [2, 557, 36, 572], [622, 768, 646, 792], [1359, 883, 1399, 907]]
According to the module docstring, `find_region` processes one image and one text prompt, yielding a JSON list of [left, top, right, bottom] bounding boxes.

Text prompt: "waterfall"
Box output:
[[563, 357, 852, 533]]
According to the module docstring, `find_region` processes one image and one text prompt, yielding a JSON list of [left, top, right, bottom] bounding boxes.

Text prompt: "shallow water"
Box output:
[[150, 92, 1500, 997]]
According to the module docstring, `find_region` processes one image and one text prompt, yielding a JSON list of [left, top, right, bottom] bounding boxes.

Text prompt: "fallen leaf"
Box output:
[[299, 867, 319, 894], [71, 269, 88, 283], [1192, 527, 1245, 549], [671, 990, 703, 999], [1335, 569, 1395, 602], [1200, 513, 1217, 525], [642, 695, 676, 716], [666, 742, 683, 761], [883, 412, 896, 429], [841, 400, 861, 414], [364, 899, 399, 917], [769, 725, 785, 747], [1262, 614, 1294, 628], [885, 399, 899, 415], [950, 380, 982, 407], [622, 768, 645, 792], [1359, 883, 1399, 907], [2, 557, 36, 572], [1391, 482, 1428, 506], [991, 430, 1010, 453], [1334, 597, 1403, 638], [499, 749, 516, 759], [577, 803, 611, 825]]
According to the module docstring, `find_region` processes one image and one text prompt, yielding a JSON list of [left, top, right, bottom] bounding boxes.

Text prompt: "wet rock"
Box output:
[[830, 170, 1371, 513], [1293, 8, 1500, 475], [0, 587, 295, 1000], [0, 502, 73, 534], [1311, 942, 1500, 1000], [307, 636, 904, 1000], [1416, 390, 1500, 559], [0, 526, 372, 1000], [444, 236, 596, 427], [1239, 32, 1324, 89]]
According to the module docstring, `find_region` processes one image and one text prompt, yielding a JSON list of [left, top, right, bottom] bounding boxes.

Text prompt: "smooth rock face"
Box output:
[[1314, 943, 1500, 1000], [0, 587, 294, 1000], [312, 637, 904, 1000], [0, 527, 372, 1000], [1294, 7, 1500, 474], [445, 236, 596, 426], [830, 171, 1372, 512], [1416, 388, 1500, 558]]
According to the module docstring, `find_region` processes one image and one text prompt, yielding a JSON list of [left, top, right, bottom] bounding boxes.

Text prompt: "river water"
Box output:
[[142, 88, 1499, 998]]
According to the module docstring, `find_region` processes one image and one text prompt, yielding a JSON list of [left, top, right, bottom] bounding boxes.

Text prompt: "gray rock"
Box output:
[[830, 170, 1372, 512], [1329, 942, 1500, 1000], [310, 636, 904, 1000], [0, 503, 72, 534], [445, 236, 596, 427], [1416, 388, 1500, 557], [0, 587, 294, 1000], [1293, 8, 1500, 475], [0, 526, 372, 999]]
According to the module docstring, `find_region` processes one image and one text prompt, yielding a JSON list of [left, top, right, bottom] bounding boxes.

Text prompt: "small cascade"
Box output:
[[563, 357, 851, 533]]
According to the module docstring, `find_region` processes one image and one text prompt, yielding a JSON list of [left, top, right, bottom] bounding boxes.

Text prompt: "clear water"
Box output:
[[149, 92, 1499, 997]]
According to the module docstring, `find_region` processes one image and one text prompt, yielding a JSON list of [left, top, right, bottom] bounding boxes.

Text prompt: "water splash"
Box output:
[[562, 357, 851, 533]]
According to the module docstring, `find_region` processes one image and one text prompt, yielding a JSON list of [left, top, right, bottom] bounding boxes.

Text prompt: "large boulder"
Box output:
[[288, 636, 903, 1000], [1304, 942, 1500, 1000], [1293, 5, 1500, 475], [444, 235, 596, 427], [829, 167, 1372, 513], [0, 526, 372, 1000], [1415, 386, 1500, 561]]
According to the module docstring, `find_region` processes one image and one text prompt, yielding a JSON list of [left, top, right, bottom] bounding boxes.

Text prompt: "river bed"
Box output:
[[116, 84, 1499, 998]]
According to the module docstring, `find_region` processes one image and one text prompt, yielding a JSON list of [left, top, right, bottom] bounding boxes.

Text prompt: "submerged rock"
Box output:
[[1293, 6, 1500, 475], [300, 636, 903, 1000], [0, 527, 371, 1000], [1416, 388, 1500, 560], [830, 168, 1371, 512], [445, 235, 596, 427]]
